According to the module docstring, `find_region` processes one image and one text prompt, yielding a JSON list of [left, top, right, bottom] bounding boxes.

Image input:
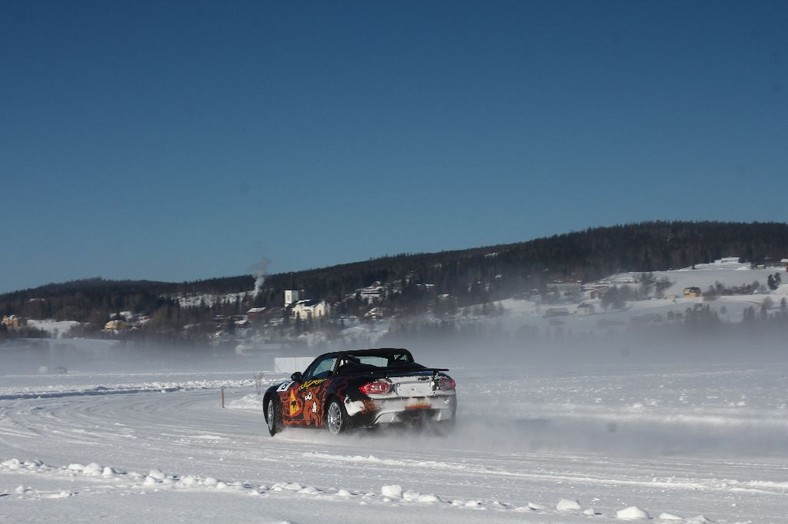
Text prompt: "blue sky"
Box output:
[[1, 1, 786, 293]]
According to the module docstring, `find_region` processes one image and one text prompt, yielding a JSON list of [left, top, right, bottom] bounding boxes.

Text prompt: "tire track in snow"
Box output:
[[303, 452, 788, 497], [2, 380, 788, 522]]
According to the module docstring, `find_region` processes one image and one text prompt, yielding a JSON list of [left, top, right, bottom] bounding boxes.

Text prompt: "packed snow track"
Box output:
[[2, 364, 788, 523]]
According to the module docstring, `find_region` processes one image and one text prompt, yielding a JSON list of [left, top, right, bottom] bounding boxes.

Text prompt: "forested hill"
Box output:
[[3, 221, 788, 326], [260, 221, 788, 304]]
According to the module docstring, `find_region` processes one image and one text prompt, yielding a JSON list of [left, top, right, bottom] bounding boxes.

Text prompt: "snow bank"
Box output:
[[0, 458, 685, 521], [616, 506, 650, 520]]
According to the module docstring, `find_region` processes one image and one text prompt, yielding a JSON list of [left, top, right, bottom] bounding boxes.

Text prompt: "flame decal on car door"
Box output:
[[288, 389, 303, 417]]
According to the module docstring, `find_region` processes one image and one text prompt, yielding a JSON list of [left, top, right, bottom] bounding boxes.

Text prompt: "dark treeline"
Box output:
[[3, 221, 788, 338], [264, 220, 788, 307]]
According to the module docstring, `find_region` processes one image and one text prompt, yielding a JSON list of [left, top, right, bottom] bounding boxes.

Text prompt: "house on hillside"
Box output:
[[246, 307, 266, 321], [1, 315, 26, 329], [364, 307, 384, 320], [583, 283, 610, 300], [104, 319, 128, 331], [547, 281, 582, 298], [291, 299, 330, 321], [359, 281, 385, 303]]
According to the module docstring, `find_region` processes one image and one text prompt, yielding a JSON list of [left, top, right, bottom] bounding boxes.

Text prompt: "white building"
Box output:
[[284, 289, 301, 306], [291, 299, 330, 321], [359, 281, 385, 303]]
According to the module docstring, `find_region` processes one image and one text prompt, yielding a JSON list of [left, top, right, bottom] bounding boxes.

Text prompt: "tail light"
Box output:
[[359, 379, 391, 395], [435, 376, 456, 391]]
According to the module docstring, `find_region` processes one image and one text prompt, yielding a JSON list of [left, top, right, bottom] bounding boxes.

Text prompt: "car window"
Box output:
[[357, 356, 388, 367], [304, 356, 336, 380]]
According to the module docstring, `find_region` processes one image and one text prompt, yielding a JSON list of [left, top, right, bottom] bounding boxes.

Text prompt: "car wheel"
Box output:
[[265, 396, 280, 437], [326, 399, 348, 435]]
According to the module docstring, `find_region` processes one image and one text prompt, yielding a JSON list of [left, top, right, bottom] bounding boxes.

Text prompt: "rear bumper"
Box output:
[[346, 394, 457, 427]]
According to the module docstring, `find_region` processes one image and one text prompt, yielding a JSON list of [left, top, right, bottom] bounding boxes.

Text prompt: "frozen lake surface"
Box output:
[[2, 355, 788, 523]]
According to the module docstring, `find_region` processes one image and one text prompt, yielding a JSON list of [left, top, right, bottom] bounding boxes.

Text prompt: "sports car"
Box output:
[[263, 348, 457, 435]]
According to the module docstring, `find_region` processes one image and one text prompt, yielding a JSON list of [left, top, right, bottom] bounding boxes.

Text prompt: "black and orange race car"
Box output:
[[263, 348, 457, 435]]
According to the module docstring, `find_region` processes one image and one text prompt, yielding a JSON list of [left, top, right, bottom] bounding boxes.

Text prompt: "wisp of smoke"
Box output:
[[252, 257, 271, 297]]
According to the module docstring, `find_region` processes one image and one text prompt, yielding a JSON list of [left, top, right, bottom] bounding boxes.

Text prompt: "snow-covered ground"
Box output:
[[2, 353, 788, 523], [3, 264, 787, 522]]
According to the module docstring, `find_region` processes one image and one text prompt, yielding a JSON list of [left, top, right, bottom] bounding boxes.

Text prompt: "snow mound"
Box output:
[[616, 506, 651, 520], [556, 498, 583, 511], [381, 484, 403, 499]]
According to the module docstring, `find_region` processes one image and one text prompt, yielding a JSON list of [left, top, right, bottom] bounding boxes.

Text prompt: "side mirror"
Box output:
[[290, 371, 303, 382]]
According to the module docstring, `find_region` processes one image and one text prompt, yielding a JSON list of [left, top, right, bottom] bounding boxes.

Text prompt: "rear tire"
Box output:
[[265, 396, 280, 437], [326, 399, 348, 435]]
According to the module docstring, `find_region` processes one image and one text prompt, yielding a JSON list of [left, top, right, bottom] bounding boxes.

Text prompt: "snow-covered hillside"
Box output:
[[12, 263, 786, 354], [271, 263, 788, 349], [471, 263, 788, 344]]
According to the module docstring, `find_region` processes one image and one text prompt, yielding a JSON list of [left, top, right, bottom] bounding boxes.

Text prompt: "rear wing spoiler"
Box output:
[[381, 367, 450, 378]]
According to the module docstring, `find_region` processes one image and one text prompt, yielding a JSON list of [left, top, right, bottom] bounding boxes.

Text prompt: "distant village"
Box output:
[[3, 256, 787, 349]]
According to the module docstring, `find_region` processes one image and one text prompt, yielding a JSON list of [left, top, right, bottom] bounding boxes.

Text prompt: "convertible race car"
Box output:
[[263, 348, 457, 435]]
